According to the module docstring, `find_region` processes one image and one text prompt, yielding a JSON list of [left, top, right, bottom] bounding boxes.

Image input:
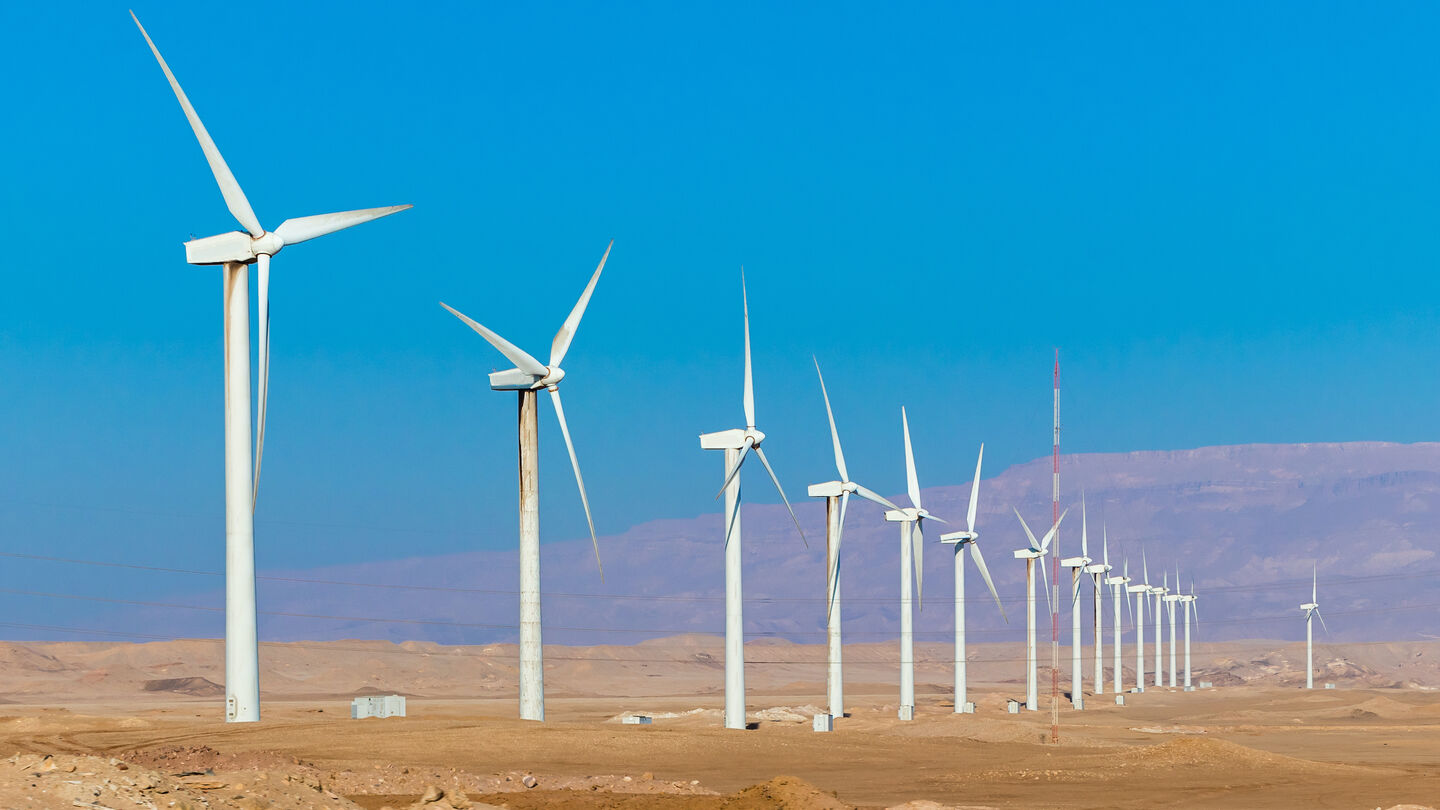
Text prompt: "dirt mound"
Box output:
[[720, 776, 852, 809], [0, 753, 362, 809], [1118, 736, 1356, 773], [141, 676, 224, 696]]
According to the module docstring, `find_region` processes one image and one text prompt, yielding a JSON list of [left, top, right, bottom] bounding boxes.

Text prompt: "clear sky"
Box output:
[[3, 0, 1439, 588]]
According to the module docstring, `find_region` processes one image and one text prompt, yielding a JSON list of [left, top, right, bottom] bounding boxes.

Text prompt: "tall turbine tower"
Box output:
[[1085, 523, 1114, 693], [884, 409, 947, 721], [1049, 352, 1062, 740], [1060, 497, 1093, 709], [807, 359, 899, 721], [1182, 580, 1198, 689], [939, 446, 1006, 714], [1014, 509, 1067, 711], [1127, 555, 1150, 692], [1165, 566, 1182, 687], [1300, 566, 1327, 689], [132, 13, 411, 722], [1151, 563, 1168, 687], [440, 241, 613, 722], [1105, 553, 1132, 694], [700, 274, 807, 729]]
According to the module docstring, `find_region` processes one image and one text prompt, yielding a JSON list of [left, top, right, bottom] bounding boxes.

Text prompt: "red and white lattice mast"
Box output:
[[1050, 350, 1061, 743]]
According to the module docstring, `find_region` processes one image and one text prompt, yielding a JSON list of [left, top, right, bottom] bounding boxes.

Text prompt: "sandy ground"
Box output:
[[1, 638, 1439, 807]]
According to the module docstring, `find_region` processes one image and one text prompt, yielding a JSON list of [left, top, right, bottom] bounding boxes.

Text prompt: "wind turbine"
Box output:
[[1151, 563, 1169, 688], [1104, 551, 1132, 695], [1182, 579, 1198, 689], [132, 13, 411, 723], [1300, 565, 1327, 689], [699, 273, 807, 730], [1085, 523, 1113, 694], [1127, 554, 1151, 692], [440, 242, 612, 722], [884, 408, 947, 721], [1165, 565, 1183, 688], [940, 445, 1006, 714], [1013, 508, 1067, 711], [1060, 496, 1094, 709], [807, 359, 899, 721]]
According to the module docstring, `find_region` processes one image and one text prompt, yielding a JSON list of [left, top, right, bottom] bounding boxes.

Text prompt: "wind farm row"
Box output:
[[124, 11, 1334, 735]]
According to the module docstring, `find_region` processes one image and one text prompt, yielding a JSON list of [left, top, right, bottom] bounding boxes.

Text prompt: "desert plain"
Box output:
[[0, 636, 1438, 809]]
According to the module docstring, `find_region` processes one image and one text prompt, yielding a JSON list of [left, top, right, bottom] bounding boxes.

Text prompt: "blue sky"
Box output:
[[3, 0, 1440, 594]]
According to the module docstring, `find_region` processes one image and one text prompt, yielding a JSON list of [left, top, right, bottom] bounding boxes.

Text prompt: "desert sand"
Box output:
[[0, 637, 1438, 808]]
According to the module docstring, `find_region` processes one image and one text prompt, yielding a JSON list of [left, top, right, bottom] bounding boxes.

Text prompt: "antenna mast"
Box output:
[[1051, 349, 1061, 743]]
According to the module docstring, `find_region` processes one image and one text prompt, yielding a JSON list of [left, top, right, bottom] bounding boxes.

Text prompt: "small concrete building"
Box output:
[[351, 695, 406, 719]]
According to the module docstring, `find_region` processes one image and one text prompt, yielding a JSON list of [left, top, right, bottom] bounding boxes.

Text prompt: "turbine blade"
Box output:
[[1014, 509, 1041, 552], [913, 519, 925, 608], [853, 483, 900, 512], [1315, 607, 1328, 635], [550, 240, 612, 368], [131, 12, 263, 238], [251, 253, 271, 511], [714, 438, 753, 499], [813, 357, 848, 482], [1039, 507, 1069, 553], [439, 302, 548, 377], [926, 514, 950, 526], [1040, 553, 1052, 615], [901, 407, 920, 509], [966, 443, 983, 533], [1313, 565, 1318, 604], [1081, 493, 1088, 559], [273, 205, 412, 247], [1103, 523, 1110, 567], [549, 387, 602, 580], [970, 542, 1006, 622], [828, 491, 850, 616], [1143, 547, 1150, 584], [741, 270, 755, 429], [753, 445, 807, 548]]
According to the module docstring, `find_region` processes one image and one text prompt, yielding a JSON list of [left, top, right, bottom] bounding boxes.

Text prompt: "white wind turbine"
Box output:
[[1165, 565, 1183, 688], [1127, 555, 1151, 692], [1182, 579, 1198, 689], [1151, 561, 1169, 688], [884, 409, 947, 721], [807, 359, 900, 721], [1300, 565, 1327, 689], [1013, 508, 1067, 711], [940, 445, 1007, 714], [1104, 550, 1132, 695], [440, 241, 613, 722], [132, 13, 410, 723], [700, 274, 807, 730], [1060, 496, 1094, 709], [1085, 522, 1113, 694]]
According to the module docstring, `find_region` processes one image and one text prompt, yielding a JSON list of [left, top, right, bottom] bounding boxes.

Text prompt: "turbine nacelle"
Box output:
[[1126, 582, 1149, 593], [1300, 602, 1319, 611], [489, 365, 566, 391], [940, 529, 978, 546], [700, 426, 766, 451], [885, 507, 923, 523], [1061, 555, 1091, 568], [184, 230, 273, 265], [1105, 574, 1131, 585], [1013, 548, 1046, 560], [1085, 562, 1112, 574]]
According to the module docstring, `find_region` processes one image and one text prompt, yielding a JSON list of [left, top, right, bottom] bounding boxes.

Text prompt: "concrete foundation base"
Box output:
[[898, 705, 914, 721], [813, 714, 833, 732]]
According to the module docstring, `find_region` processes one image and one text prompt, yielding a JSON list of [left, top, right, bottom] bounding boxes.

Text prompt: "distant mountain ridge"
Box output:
[[61, 441, 1440, 645]]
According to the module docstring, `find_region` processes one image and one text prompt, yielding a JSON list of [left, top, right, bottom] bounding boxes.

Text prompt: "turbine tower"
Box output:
[[1105, 553, 1132, 694], [440, 242, 612, 722], [1013, 508, 1067, 711], [1127, 555, 1150, 692], [132, 13, 410, 723], [700, 273, 807, 729], [807, 359, 899, 721], [1300, 566, 1327, 689], [884, 409, 947, 721], [939, 445, 1006, 714], [1151, 563, 1169, 688], [1165, 566, 1183, 688], [1182, 580, 1198, 689], [1085, 523, 1114, 693], [1060, 496, 1094, 709]]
